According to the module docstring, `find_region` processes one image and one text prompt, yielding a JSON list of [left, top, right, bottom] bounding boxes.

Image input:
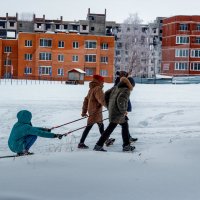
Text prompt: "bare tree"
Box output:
[[116, 14, 151, 77]]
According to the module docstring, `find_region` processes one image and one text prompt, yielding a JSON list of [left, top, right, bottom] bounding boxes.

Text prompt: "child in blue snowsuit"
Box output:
[[8, 110, 62, 155]]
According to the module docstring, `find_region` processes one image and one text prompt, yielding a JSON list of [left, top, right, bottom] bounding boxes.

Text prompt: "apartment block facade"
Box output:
[[0, 32, 115, 82], [162, 15, 200, 76]]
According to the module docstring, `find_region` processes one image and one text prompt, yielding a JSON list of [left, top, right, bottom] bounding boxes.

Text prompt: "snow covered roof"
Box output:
[[68, 68, 86, 74]]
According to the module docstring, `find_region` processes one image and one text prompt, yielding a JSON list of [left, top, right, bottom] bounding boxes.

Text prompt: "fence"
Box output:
[[0, 76, 66, 85]]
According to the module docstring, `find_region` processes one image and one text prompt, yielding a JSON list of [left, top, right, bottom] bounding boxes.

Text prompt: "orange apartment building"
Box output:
[[162, 15, 200, 76], [0, 32, 115, 82]]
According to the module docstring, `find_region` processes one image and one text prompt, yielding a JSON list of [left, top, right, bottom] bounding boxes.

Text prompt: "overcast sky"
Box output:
[[1, 0, 200, 24]]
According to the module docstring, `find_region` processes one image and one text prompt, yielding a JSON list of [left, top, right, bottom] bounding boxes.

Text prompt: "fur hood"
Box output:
[[118, 77, 133, 91]]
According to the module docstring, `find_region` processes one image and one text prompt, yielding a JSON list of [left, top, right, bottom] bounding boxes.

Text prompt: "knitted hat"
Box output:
[[93, 74, 104, 82]]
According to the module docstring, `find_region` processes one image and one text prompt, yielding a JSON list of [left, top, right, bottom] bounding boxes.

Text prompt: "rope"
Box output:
[[62, 118, 109, 137], [50, 110, 108, 130]]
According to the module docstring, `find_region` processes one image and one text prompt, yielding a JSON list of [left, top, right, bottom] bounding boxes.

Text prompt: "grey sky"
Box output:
[[1, 0, 200, 23]]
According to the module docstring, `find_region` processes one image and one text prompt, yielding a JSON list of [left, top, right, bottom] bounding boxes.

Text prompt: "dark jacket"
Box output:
[[114, 76, 135, 112], [8, 110, 55, 153], [82, 80, 106, 124], [106, 77, 133, 124]]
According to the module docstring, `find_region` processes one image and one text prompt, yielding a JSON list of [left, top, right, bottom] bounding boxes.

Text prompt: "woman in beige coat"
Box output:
[[78, 75, 106, 149]]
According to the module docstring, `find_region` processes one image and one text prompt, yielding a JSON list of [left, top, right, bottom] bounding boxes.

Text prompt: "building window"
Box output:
[[0, 21, 6, 28], [57, 68, 64, 76], [10, 22, 14, 27], [176, 36, 189, 44], [24, 67, 32, 74], [58, 54, 64, 62], [73, 41, 79, 49], [4, 59, 12, 66], [89, 16, 95, 20], [72, 25, 78, 31], [37, 23, 42, 28], [191, 63, 200, 71], [100, 70, 108, 76], [196, 24, 200, 31], [85, 41, 97, 49], [4, 46, 12, 52], [179, 24, 188, 31], [40, 38, 52, 47], [175, 63, 188, 70], [24, 54, 32, 60], [64, 24, 68, 29], [100, 56, 108, 63], [56, 24, 60, 29], [116, 50, 120, 56], [45, 24, 51, 30], [191, 49, 200, 58], [85, 68, 95, 76], [25, 40, 32, 47], [175, 49, 189, 57], [101, 43, 108, 50], [85, 54, 96, 62], [39, 52, 52, 60], [58, 41, 64, 48], [72, 55, 78, 62], [195, 37, 200, 44], [82, 25, 87, 30], [39, 66, 52, 75]]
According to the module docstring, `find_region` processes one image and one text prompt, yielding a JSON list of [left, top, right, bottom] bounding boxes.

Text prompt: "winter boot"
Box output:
[[78, 143, 89, 149], [122, 145, 135, 152], [93, 144, 107, 152], [129, 137, 138, 143], [105, 138, 115, 146]]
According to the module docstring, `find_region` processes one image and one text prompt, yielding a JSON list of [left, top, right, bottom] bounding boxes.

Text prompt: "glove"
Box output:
[[81, 113, 88, 117], [43, 128, 51, 132], [54, 134, 63, 139]]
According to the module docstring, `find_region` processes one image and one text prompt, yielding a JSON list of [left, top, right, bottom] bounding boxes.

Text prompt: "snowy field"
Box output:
[[0, 79, 200, 200]]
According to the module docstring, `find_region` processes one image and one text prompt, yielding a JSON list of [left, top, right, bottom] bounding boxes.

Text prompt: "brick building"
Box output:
[[0, 32, 115, 82], [162, 15, 200, 76]]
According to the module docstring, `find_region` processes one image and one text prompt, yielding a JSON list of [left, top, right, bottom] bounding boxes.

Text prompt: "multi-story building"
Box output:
[[0, 32, 115, 82], [162, 15, 200, 76], [0, 10, 165, 79], [148, 17, 164, 77]]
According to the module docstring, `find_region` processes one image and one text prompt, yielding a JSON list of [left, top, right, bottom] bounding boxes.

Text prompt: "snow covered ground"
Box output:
[[0, 79, 200, 200]]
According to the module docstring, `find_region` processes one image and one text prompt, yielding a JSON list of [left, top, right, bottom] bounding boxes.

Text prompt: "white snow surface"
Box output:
[[0, 80, 200, 200]]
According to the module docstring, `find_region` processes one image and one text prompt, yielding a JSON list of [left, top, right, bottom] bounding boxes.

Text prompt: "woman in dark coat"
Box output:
[[94, 77, 135, 152], [113, 71, 137, 143]]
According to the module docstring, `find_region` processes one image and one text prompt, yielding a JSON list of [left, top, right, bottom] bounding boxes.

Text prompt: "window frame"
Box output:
[[39, 52, 52, 60], [58, 54, 64, 62], [85, 54, 96, 62], [58, 41, 64, 48], [85, 40, 97, 49], [40, 38, 52, 47]]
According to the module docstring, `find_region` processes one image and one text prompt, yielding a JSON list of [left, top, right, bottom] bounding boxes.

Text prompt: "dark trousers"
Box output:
[[24, 135, 37, 151], [96, 121, 130, 147], [80, 123, 104, 144]]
